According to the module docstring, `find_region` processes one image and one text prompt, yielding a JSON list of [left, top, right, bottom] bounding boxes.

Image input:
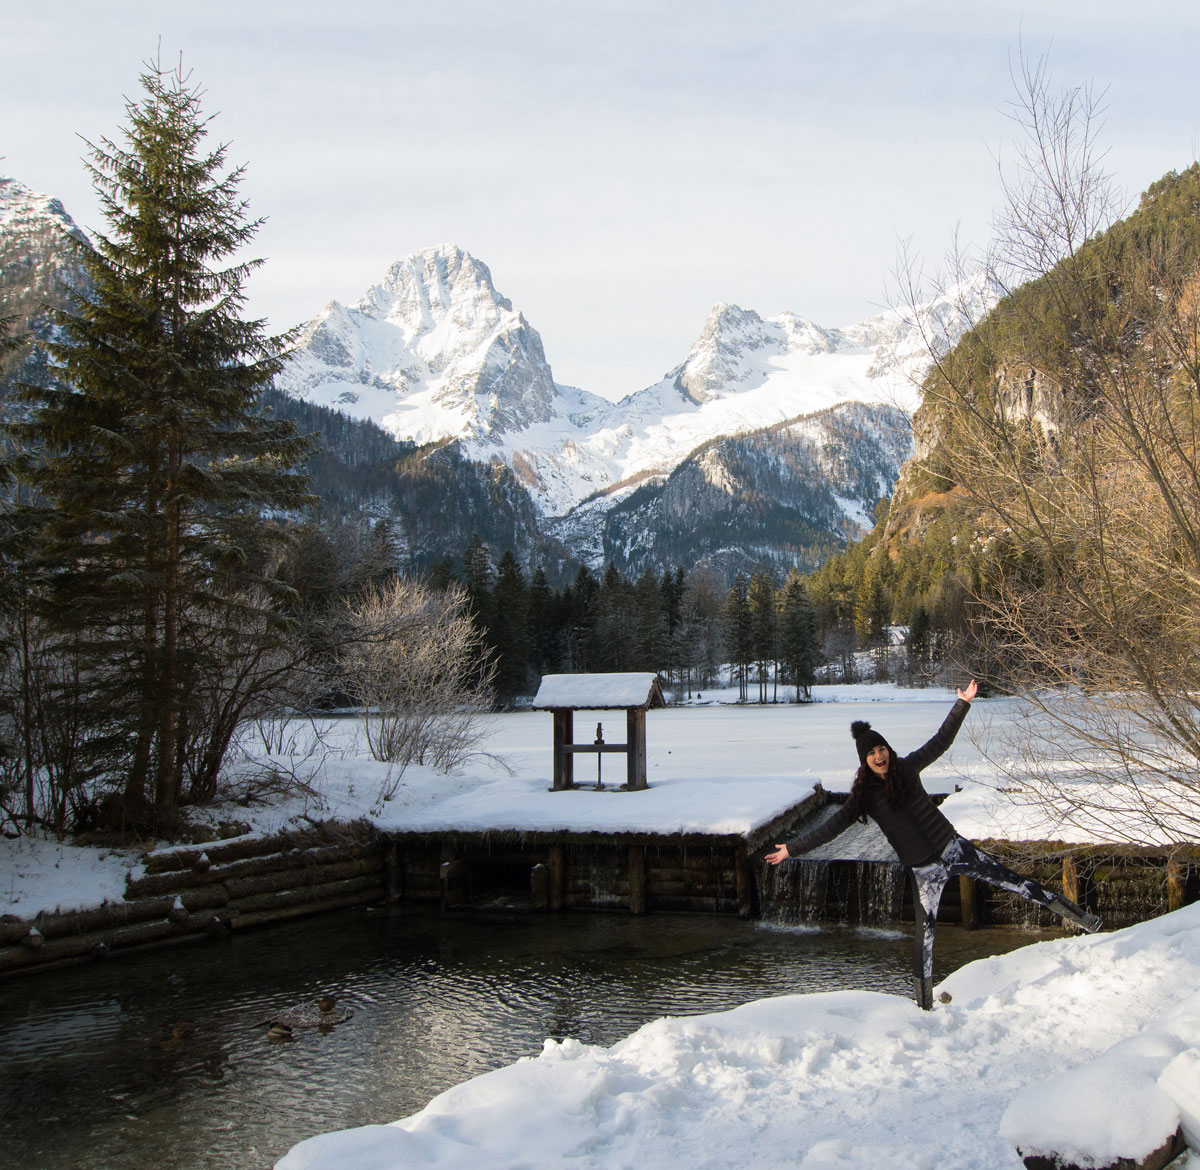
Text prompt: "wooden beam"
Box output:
[[1062, 855, 1080, 906], [627, 707, 647, 790], [735, 849, 753, 918], [548, 844, 565, 910], [552, 709, 574, 790], [628, 845, 646, 915], [959, 875, 979, 929], [1168, 854, 1186, 913]]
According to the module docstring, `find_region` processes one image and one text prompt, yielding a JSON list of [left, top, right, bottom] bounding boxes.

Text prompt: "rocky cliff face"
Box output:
[[578, 401, 913, 578], [0, 176, 91, 397], [280, 244, 600, 446], [886, 355, 1065, 545]]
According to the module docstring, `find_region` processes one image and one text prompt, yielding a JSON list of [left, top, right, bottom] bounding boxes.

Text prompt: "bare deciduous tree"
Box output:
[[339, 579, 497, 781], [903, 54, 1200, 843]]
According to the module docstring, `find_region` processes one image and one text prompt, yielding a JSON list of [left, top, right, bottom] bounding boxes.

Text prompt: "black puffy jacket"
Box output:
[[784, 698, 969, 867]]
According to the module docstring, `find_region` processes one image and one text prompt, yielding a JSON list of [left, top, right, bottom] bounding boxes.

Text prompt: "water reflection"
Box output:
[[0, 906, 1054, 1170]]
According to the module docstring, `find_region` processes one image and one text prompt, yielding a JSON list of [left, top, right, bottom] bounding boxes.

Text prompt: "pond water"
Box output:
[[0, 906, 1055, 1170]]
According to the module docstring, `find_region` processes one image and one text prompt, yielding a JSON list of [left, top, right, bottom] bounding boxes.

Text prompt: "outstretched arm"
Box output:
[[766, 800, 859, 866], [903, 681, 976, 771]]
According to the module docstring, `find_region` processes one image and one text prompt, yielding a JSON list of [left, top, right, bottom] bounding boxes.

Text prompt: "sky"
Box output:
[[5, 2, 1200, 402]]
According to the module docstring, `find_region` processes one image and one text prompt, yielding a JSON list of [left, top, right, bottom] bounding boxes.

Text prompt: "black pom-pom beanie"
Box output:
[[851, 719, 891, 764]]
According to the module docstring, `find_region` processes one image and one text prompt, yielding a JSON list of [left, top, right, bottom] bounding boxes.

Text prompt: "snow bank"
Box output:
[[278, 904, 1200, 1170], [0, 834, 135, 919]]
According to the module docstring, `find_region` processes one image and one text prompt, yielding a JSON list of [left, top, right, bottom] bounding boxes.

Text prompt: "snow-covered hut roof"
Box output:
[[532, 672, 665, 711]]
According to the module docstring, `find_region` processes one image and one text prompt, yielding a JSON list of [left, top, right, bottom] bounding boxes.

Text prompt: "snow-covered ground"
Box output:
[[5, 681, 1200, 1169], [0, 681, 1014, 919], [0, 680, 1186, 919], [277, 905, 1200, 1170]]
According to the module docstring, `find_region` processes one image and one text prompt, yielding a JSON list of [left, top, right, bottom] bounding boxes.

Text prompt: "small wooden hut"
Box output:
[[532, 672, 666, 791]]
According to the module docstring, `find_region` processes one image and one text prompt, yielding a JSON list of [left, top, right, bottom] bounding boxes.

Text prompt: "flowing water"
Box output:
[[0, 906, 1054, 1169]]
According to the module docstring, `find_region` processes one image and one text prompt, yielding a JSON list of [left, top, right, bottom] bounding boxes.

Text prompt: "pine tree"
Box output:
[[563, 565, 599, 672], [9, 60, 312, 825], [779, 571, 818, 702], [526, 565, 556, 677], [631, 567, 665, 673], [723, 573, 753, 701], [748, 568, 779, 702], [593, 562, 631, 672], [491, 549, 530, 701]]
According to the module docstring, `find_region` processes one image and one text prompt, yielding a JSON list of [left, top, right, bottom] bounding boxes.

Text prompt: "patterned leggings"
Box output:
[[910, 836, 1092, 999]]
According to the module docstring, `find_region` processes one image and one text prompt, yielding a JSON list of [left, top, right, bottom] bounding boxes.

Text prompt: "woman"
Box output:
[[766, 680, 1101, 1009]]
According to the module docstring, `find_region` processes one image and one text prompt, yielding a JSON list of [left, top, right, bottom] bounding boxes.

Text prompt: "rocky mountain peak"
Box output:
[[356, 244, 514, 347], [280, 243, 572, 444], [0, 176, 89, 248], [0, 176, 92, 396], [675, 302, 780, 404]]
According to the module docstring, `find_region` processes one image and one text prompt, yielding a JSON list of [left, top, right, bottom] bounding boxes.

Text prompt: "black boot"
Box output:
[[913, 974, 934, 1010], [1048, 894, 1101, 934]]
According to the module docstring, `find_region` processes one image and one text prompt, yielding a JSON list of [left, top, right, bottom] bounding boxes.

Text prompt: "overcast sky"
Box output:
[[5, 1, 1200, 401]]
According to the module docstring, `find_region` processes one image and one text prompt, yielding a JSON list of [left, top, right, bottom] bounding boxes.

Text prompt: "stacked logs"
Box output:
[[0, 820, 385, 979]]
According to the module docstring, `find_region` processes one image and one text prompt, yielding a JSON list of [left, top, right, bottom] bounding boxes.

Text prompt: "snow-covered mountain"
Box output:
[[0, 176, 91, 395], [0, 175, 996, 578], [278, 244, 996, 521]]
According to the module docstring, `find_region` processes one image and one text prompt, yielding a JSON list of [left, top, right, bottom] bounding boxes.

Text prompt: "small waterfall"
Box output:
[[758, 857, 831, 925], [757, 857, 906, 927], [755, 795, 907, 928], [850, 860, 906, 927]]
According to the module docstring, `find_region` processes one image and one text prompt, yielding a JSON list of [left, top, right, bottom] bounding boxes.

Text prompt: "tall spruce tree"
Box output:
[[491, 549, 530, 701], [779, 571, 818, 702], [10, 60, 311, 827]]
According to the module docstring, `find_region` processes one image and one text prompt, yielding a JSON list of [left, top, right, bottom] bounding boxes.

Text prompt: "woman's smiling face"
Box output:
[[866, 744, 890, 775]]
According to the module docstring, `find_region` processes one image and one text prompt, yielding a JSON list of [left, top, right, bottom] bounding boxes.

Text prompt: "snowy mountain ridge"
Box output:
[[278, 244, 997, 519], [0, 175, 993, 575], [0, 176, 90, 248]]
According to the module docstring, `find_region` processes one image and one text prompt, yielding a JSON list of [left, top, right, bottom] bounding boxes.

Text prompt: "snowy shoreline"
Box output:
[[278, 905, 1200, 1170]]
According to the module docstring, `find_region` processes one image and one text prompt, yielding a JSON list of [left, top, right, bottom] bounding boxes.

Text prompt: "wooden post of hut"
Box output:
[[959, 875, 979, 929], [532, 673, 666, 792]]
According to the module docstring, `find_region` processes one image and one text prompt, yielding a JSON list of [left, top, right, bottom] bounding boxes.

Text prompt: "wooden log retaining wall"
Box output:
[[967, 841, 1200, 931], [0, 820, 385, 980], [3, 795, 1195, 981], [393, 830, 757, 918]]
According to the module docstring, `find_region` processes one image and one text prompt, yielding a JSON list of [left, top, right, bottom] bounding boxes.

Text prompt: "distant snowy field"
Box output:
[[0, 680, 1182, 919]]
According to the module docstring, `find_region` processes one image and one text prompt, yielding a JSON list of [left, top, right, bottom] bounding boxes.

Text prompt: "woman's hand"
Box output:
[[765, 844, 790, 866], [957, 678, 978, 703]]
